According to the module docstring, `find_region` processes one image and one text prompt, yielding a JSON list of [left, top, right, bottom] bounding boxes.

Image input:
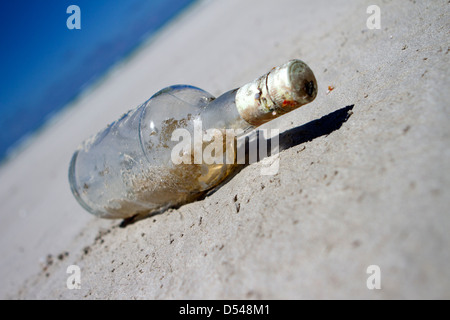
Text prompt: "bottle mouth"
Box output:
[[235, 59, 318, 126], [304, 80, 316, 97]]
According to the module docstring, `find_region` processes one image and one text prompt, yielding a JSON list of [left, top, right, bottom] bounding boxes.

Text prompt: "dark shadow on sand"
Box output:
[[120, 104, 354, 227]]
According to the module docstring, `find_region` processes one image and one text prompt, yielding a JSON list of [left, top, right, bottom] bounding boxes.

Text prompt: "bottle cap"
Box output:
[[235, 59, 317, 126]]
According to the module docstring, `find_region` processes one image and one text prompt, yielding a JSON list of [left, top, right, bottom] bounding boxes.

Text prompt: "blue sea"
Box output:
[[0, 0, 197, 164]]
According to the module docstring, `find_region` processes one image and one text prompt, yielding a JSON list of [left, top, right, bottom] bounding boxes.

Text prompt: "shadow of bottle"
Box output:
[[217, 104, 355, 181]]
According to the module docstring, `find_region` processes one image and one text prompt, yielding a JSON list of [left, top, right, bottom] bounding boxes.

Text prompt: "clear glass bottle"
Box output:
[[69, 60, 317, 219]]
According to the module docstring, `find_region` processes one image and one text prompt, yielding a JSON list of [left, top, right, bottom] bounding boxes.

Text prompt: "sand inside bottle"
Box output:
[[103, 128, 239, 218]]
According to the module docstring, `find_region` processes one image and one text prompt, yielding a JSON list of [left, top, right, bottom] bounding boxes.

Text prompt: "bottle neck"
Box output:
[[235, 59, 317, 126], [201, 59, 317, 131], [200, 89, 253, 132]]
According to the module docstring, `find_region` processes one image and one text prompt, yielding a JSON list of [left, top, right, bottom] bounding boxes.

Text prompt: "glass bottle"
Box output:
[[69, 59, 317, 219]]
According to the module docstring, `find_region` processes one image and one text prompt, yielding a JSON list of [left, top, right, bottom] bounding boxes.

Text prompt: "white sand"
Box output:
[[0, 0, 449, 299]]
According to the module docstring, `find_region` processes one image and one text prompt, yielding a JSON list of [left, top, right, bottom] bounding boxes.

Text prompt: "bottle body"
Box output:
[[69, 59, 317, 219], [69, 85, 246, 219]]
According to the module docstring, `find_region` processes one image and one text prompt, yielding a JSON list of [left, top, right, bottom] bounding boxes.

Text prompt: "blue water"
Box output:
[[0, 0, 196, 163]]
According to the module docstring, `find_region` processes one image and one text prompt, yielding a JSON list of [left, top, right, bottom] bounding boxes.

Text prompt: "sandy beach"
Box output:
[[0, 0, 449, 299]]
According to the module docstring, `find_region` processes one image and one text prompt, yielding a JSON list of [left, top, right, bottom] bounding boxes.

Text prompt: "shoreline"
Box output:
[[0, 0, 208, 169]]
